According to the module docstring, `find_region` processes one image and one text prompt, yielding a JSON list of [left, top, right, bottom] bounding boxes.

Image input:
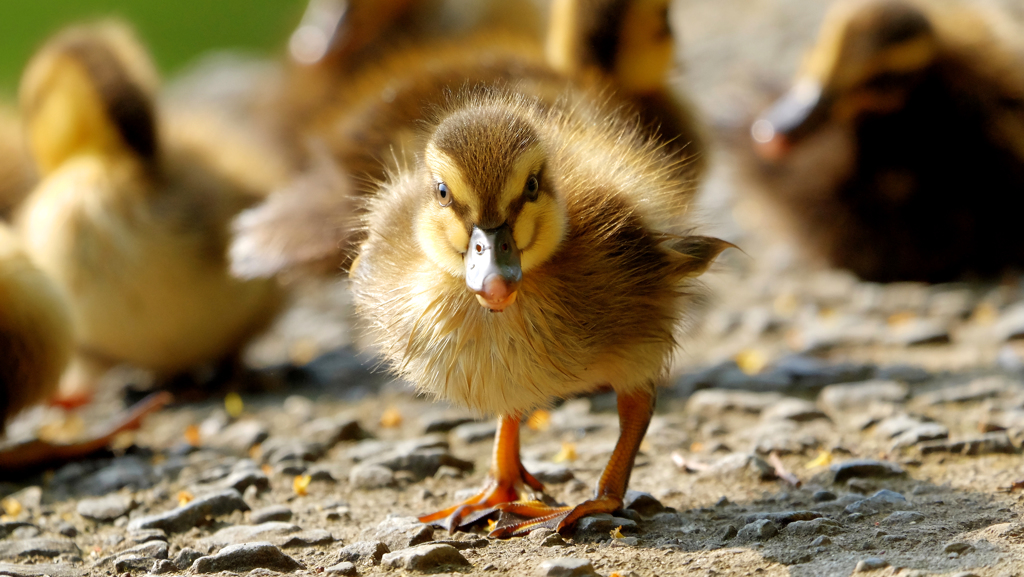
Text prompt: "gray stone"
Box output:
[[623, 490, 665, 517], [761, 398, 827, 422], [326, 561, 358, 575], [251, 505, 293, 524], [261, 438, 325, 464], [121, 540, 168, 559], [127, 489, 249, 533], [150, 559, 178, 574], [944, 542, 975, 555], [423, 415, 477, 434], [719, 525, 738, 540], [535, 557, 600, 577], [128, 528, 167, 544], [686, 390, 784, 415], [810, 536, 831, 546], [819, 381, 908, 413], [813, 491, 837, 502], [917, 377, 1017, 405], [197, 522, 301, 548], [76, 493, 135, 522], [371, 516, 434, 551], [0, 523, 34, 540], [845, 490, 909, 516], [523, 461, 575, 484], [307, 417, 369, 446], [881, 511, 925, 525], [737, 519, 778, 541], [77, 455, 156, 495], [190, 542, 304, 573], [221, 467, 270, 494], [772, 355, 875, 389], [919, 432, 1018, 455], [610, 536, 639, 547], [854, 557, 889, 572], [575, 514, 638, 538], [350, 464, 396, 489], [173, 547, 203, 570], [781, 518, 842, 536], [890, 422, 949, 449], [743, 511, 822, 527], [381, 543, 470, 571], [884, 318, 950, 346], [451, 421, 497, 443], [280, 529, 334, 548], [831, 460, 905, 483], [114, 555, 158, 574], [875, 413, 927, 439], [334, 541, 389, 566], [428, 538, 489, 550], [206, 420, 269, 453], [368, 448, 474, 481], [0, 562, 85, 577], [0, 538, 80, 560]]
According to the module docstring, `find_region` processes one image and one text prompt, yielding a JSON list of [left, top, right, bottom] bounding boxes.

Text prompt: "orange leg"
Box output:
[[419, 414, 544, 532], [0, 392, 171, 474], [490, 388, 654, 538]]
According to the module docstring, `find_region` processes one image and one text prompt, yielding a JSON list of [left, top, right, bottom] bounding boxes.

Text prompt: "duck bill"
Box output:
[[751, 79, 830, 161], [465, 224, 522, 312]]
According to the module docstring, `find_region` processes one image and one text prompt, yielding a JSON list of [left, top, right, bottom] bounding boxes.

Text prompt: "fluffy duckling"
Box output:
[[232, 0, 705, 279], [258, 20, 724, 534], [0, 223, 72, 434], [748, 0, 1024, 282], [16, 22, 281, 403]]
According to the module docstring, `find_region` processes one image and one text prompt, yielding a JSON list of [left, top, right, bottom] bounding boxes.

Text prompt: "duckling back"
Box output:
[[0, 224, 73, 433], [16, 22, 281, 389]]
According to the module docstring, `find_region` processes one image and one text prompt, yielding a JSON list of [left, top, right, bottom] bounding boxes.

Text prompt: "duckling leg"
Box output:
[[418, 414, 544, 532], [490, 388, 654, 538]]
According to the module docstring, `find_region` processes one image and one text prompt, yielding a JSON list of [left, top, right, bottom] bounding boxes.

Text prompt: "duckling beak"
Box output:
[[465, 224, 522, 312], [751, 79, 830, 161]]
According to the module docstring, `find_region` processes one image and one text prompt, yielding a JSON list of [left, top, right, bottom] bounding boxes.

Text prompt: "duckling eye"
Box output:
[[524, 175, 540, 201], [436, 181, 453, 207]]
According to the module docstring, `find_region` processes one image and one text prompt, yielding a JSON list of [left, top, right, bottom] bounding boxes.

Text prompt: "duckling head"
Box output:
[[752, 0, 938, 159], [415, 102, 567, 312], [20, 21, 159, 175]]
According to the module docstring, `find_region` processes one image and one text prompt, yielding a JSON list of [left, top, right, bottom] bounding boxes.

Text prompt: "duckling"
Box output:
[[0, 223, 72, 434], [747, 0, 1024, 282], [350, 66, 729, 536], [0, 223, 168, 472], [15, 22, 282, 403], [0, 107, 36, 220], [231, 0, 706, 279]]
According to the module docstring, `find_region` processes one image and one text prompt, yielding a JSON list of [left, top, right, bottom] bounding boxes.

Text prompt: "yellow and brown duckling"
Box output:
[[0, 107, 36, 220], [232, 0, 705, 279], [15, 22, 283, 405], [0, 223, 72, 435], [235, 2, 728, 535], [0, 223, 168, 471], [748, 0, 1024, 282]]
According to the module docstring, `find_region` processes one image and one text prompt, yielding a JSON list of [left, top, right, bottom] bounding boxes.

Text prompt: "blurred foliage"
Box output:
[[0, 0, 308, 98]]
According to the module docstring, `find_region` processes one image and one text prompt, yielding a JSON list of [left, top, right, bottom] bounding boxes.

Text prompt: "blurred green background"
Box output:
[[0, 0, 308, 99]]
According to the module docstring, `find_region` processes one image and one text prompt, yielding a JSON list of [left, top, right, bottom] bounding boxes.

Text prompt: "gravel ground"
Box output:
[[5, 1, 1024, 576]]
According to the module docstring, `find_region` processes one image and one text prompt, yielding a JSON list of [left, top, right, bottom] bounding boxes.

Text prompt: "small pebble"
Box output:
[[252, 505, 294, 524], [737, 519, 778, 542], [326, 560, 358, 575], [370, 516, 434, 551], [381, 543, 470, 571], [535, 557, 600, 577], [812, 491, 837, 503], [854, 557, 889, 572], [191, 541, 304, 573]]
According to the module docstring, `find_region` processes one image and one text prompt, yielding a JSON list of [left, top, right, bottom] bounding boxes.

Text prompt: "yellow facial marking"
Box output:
[[424, 142, 479, 218], [513, 194, 567, 273], [415, 204, 469, 277], [498, 145, 546, 217]]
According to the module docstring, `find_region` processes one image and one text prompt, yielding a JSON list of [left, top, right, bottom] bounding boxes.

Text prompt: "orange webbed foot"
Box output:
[[418, 463, 545, 532], [489, 494, 623, 538]]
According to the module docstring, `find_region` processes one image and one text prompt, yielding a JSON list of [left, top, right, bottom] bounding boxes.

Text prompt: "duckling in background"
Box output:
[[231, 0, 704, 279], [233, 0, 728, 534], [748, 0, 1024, 282], [0, 223, 168, 472], [0, 107, 35, 220], [16, 22, 283, 405]]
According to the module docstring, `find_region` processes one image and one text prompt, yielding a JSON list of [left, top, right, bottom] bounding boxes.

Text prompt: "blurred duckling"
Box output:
[[235, 8, 729, 534], [16, 22, 282, 404], [0, 223, 168, 472], [0, 107, 36, 220], [748, 0, 1024, 282], [232, 0, 706, 279], [0, 223, 72, 434]]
